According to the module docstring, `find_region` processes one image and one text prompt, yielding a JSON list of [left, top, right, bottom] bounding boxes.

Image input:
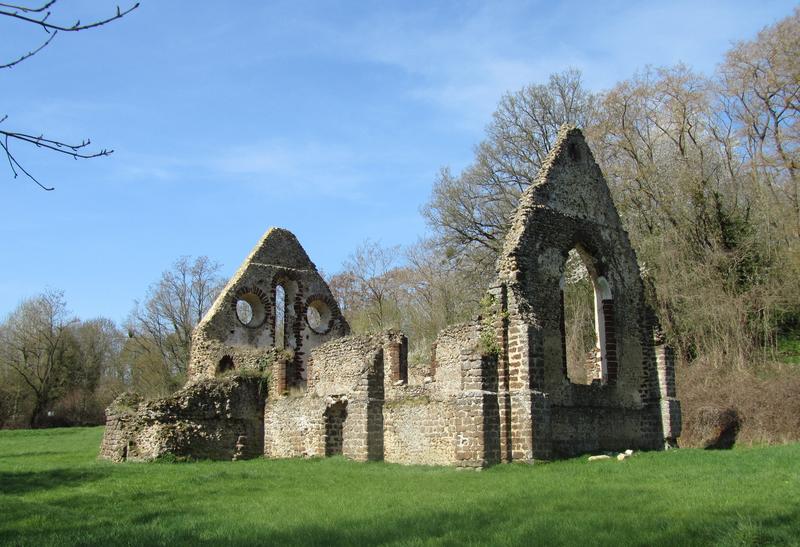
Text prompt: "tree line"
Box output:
[[2, 9, 798, 443], [332, 9, 800, 444], [0, 257, 223, 428]]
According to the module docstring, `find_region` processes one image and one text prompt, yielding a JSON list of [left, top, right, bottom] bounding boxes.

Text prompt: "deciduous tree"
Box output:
[[125, 256, 224, 392], [332, 241, 404, 332], [423, 68, 596, 278], [0, 289, 75, 426]]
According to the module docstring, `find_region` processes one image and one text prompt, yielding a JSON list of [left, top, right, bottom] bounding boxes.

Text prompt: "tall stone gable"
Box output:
[[488, 125, 680, 460]]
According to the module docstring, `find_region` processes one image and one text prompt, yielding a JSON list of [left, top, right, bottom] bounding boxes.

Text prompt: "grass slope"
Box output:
[[0, 427, 799, 546]]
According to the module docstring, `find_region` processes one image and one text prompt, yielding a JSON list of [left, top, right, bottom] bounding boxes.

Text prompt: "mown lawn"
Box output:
[[0, 428, 798, 546]]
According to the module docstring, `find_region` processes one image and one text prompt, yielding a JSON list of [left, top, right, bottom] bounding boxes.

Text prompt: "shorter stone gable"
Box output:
[[188, 227, 349, 385]]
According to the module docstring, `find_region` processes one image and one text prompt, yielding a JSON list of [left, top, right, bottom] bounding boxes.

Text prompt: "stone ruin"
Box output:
[[99, 127, 681, 467]]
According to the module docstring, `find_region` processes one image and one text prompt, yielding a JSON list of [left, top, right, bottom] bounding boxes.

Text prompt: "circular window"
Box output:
[[305, 297, 332, 334], [236, 300, 253, 325], [306, 305, 321, 329], [233, 289, 268, 328]]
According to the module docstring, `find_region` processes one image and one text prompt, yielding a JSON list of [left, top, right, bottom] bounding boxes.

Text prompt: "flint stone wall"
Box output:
[[265, 333, 386, 462], [262, 325, 497, 467]]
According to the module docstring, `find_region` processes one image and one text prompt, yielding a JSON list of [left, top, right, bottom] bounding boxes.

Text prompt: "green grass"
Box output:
[[1, 428, 799, 546], [778, 333, 800, 365]]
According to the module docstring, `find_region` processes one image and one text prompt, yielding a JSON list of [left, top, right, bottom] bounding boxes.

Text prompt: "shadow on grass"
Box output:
[[0, 467, 111, 495], [2, 488, 798, 546], [0, 500, 191, 547], [712, 508, 800, 546], [249, 506, 800, 547], [1, 451, 68, 459]]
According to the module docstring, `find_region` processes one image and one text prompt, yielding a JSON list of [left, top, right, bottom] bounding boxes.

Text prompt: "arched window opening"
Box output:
[[274, 279, 301, 354], [275, 284, 286, 349], [218, 355, 235, 374], [561, 247, 614, 385]]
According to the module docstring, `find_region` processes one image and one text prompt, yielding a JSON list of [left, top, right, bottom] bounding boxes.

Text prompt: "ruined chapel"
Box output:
[[100, 127, 681, 467]]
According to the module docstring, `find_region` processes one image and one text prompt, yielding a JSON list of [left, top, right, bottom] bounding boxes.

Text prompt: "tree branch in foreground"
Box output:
[[1, 115, 112, 191], [1, 1, 139, 189], [0, 2, 139, 32], [1, 2, 139, 68]]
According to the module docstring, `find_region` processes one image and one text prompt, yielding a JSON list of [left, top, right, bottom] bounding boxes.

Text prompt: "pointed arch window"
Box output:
[[561, 246, 617, 385]]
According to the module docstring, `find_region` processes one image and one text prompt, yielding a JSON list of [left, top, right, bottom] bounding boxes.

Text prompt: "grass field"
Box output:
[[1, 428, 799, 546]]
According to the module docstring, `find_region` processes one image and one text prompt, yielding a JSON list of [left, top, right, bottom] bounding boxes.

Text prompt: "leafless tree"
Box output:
[[335, 240, 404, 331], [423, 68, 596, 276], [1, 1, 139, 190], [718, 7, 800, 237], [125, 256, 224, 390]]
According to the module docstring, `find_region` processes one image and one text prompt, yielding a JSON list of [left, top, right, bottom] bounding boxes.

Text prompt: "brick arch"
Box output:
[[558, 242, 618, 386], [270, 273, 303, 347], [304, 293, 341, 335], [271, 272, 306, 384], [231, 285, 271, 328]]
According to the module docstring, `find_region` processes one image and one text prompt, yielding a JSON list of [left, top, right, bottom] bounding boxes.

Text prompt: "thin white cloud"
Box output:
[[330, 3, 554, 124], [102, 140, 379, 202], [209, 140, 370, 200], [268, 0, 795, 127]]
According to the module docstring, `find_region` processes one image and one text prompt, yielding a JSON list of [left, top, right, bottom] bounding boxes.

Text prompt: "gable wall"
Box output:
[[188, 228, 349, 383], [494, 126, 678, 459]]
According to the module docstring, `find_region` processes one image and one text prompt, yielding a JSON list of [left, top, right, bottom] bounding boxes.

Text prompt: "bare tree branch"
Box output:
[[0, 2, 57, 13], [1, 1, 139, 189], [0, 1, 139, 33], [0, 115, 113, 190], [0, 28, 56, 68]]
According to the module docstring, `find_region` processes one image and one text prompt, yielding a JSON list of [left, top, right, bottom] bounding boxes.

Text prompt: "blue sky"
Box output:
[[1, 0, 796, 323]]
